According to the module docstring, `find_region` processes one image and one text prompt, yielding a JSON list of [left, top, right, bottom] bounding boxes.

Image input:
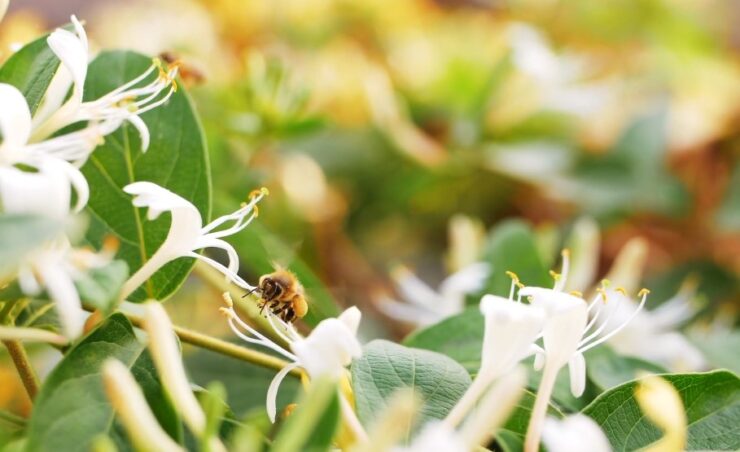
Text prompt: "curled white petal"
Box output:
[[266, 362, 300, 423], [568, 352, 586, 397]]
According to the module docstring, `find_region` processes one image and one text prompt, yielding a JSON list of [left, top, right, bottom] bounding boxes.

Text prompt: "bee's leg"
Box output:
[[284, 308, 296, 323], [259, 301, 269, 315]]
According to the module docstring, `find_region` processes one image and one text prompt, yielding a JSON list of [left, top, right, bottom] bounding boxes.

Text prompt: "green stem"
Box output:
[[91, 307, 300, 378], [0, 409, 26, 427], [2, 339, 40, 401]]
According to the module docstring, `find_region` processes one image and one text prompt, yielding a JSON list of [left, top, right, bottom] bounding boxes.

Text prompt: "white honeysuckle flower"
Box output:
[[31, 15, 179, 146], [220, 296, 364, 435], [120, 182, 267, 300], [379, 262, 491, 327], [0, 0, 7, 23], [400, 367, 527, 452], [16, 237, 113, 338], [102, 359, 184, 452], [0, 158, 89, 218], [446, 290, 544, 427], [597, 281, 705, 371], [522, 250, 649, 452], [542, 414, 611, 452], [508, 23, 613, 119]]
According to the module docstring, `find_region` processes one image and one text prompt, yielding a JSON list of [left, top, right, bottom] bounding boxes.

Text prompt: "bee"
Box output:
[[244, 267, 308, 323]]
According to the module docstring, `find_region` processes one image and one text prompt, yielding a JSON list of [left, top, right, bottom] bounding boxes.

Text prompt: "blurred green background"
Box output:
[[1, 0, 738, 418]]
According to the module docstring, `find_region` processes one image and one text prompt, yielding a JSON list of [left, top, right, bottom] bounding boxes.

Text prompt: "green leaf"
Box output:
[[403, 307, 483, 374], [496, 390, 564, 452], [0, 34, 60, 114], [584, 345, 667, 392], [26, 313, 181, 452], [185, 346, 299, 418], [81, 51, 211, 301], [0, 215, 60, 280], [715, 160, 740, 231], [482, 220, 551, 297], [75, 260, 129, 315], [270, 378, 340, 452], [582, 370, 740, 451], [351, 340, 471, 441]]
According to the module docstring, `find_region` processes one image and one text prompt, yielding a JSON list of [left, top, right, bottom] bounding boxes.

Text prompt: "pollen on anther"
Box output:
[[218, 307, 234, 318], [615, 287, 627, 296], [638, 288, 651, 297], [569, 290, 583, 298], [260, 187, 270, 196], [597, 288, 608, 303], [601, 278, 611, 288], [221, 292, 234, 308], [549, 270, 561, 281], [505, 271, 524, 288], [561, 249, 570, 258]]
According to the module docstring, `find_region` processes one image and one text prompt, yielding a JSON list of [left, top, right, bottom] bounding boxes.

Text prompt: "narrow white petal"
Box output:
[[38, 258, 84, 339], [0, 83, 32, 151], [568, 352, 586, 397], [266, 363, 300, 423]]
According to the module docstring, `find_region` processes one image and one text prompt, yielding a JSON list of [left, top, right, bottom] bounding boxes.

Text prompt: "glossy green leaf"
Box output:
[[0, 215, 60, 280], [482, 220, 551, 296], [351, 340, 471, 440], [271, 377, 339, 452], [0, 34, 60, 114], [81, 51, 211, 302], [583, 370, 740, 451], [75, 260, 129, 315], [26, 313, 181, 452]]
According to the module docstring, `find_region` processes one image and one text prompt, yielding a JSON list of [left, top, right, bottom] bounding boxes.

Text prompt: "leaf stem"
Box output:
[[0, 409, 26, 428], [96, 307, 301, 378], [2, 339, 40, 401]]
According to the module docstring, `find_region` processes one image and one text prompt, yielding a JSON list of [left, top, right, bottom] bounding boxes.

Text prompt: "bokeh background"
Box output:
[[2, 0, 738, 419]]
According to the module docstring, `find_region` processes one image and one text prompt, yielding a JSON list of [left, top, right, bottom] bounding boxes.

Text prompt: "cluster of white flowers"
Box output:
[[0, 16, 180, 338]]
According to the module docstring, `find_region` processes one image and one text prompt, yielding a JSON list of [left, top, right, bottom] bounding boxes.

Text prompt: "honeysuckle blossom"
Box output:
[[634, 375, 687, 452], [220, 294, 365, 439], [31, 16, 179, 146], [542, 414, 611, 452], [596, 238, 705, 371], [102, 359, 184, 452], [14, 237, 115, 338], [120, 182, 267, 299], [521, 250, 649, 452], [141, 302, 226, 452], [445, 291, 544, 426], [508, 23, 613, 119], [397, 367, 526, 452], [379, 262, 491, 327]]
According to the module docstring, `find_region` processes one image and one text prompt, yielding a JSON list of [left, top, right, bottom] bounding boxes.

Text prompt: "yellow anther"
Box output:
[[505, 271, 524, 288], [569, 290, 583, 298], [549, 270, 561, 281], [248, 189, 263, 199], [615, 287, 627, 296], [260, 187, 270, 196], [601, 278, 611, 288], [561, 249, 570, 258], [218, 307, 234, 318], [221, 292, 234, 308], [252, 205, 260, 217], [171, 79, 178, 92], [638, 288, 651, 297]]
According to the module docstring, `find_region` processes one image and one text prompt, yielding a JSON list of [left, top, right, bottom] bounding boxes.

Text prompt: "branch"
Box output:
[[2, 339, 40, 401]]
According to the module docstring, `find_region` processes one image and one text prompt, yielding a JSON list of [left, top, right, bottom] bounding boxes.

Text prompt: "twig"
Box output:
[[2, 339, 40, 401]]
